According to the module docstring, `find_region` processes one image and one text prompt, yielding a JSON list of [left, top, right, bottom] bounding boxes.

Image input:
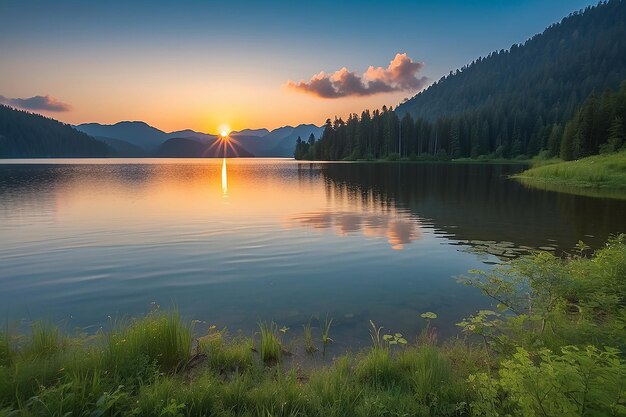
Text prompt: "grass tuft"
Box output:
[[258, 321, 282, 364], [303, 319, 316, 354], [107, 309, 192, 374]]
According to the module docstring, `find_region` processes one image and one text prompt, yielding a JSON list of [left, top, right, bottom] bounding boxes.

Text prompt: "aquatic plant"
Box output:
[[319, 316, 333, 356], [258, 321, 282, 364], [368, 320, 384, 350], [303, 318, 316, 354], [382, 332, 407, 347]]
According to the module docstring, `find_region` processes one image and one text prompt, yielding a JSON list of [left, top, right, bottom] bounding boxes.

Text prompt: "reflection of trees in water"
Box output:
[[318, 163, 626, 251], [288, 210, 421, 250], [288, 172, 422, 249]]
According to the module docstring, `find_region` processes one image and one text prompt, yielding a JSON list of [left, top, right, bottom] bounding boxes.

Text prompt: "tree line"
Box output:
[[295, 82, 626, 161], [296, 0, 626, 161]]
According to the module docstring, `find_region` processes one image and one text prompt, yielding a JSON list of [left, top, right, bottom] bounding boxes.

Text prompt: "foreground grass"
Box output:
[[1, 237, 626, 416], [513, 151, 626, 199]]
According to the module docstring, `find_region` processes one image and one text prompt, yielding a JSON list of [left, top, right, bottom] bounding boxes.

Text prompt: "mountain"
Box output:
[[392, 0, 626, 158], [168, 130, 216, 143], [96, 136, 144, 157], [76, 121, 321, 157], [270, 124, 324, 156], [304, 0, 626, 161], [234, 124, 324, 157], [155, 137, 254, 158], [0, 105, 111, 158], [232, 128, 270, 137], [76, 121, 170, 150]]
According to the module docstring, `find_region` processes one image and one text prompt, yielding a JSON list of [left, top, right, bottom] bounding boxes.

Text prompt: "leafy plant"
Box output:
[[470, 345, 626, 417], [419, 311, 438, 345], [382, 333, 407, 347]]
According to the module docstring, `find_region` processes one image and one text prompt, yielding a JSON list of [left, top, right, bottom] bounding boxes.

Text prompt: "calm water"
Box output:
[[1, 159, 625, 350]]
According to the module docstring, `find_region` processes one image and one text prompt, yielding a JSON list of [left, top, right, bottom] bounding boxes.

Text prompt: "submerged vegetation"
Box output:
[[514, 151, 626, 198], [1, 236, 625, 416]]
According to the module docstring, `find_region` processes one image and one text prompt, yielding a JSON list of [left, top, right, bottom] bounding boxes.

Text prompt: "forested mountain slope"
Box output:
[[393, 0, 626, 158], [299, 1, 626, 161], [0, 105, 111, 158]]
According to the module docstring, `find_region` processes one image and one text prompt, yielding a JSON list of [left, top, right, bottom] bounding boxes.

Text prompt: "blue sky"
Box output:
[[0, 0, 597, 131]]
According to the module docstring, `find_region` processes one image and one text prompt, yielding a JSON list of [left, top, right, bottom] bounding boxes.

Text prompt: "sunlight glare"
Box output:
[[221, 157, 228, 195], [219, 124, 231, 138]]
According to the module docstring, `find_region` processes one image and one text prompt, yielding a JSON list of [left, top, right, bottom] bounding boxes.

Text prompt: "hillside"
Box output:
[[393, 0, 626, 158], [0, 105, 111, 158], [301, 0, 626, 161]]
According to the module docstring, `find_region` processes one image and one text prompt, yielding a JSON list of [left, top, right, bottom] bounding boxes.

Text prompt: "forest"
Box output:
[[296, 83, 626, 161], [0, 105, 111, 158], [295, 0, 626, 161]]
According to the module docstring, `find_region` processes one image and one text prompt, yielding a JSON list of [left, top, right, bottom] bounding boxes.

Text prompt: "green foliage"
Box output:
[[382, 332, 407, 346], [258, 321, 282, 364], [0, 238, 625, 416], [459, 235, 626, 352], [470, 346, 626, 416], [560, 85, 626, 160], [420, 312, 438, 320]]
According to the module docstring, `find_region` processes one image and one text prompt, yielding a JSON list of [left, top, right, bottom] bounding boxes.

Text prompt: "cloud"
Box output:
[[0, 94, 72, 112], [286, 53, 428, 98]]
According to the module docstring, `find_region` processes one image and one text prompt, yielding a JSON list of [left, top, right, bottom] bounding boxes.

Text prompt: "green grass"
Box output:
[[319, 316, 333, 356], [258, 321, 282, 364], [513, 150, 626, 199], [1, 238, 625, 416], [199, 330, 254, 373], [303, 319, 316, 354], [108, 309, 193, 373]]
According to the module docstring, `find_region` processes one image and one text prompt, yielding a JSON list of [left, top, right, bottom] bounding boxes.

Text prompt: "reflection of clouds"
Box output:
[[288, 210, 422, 250]]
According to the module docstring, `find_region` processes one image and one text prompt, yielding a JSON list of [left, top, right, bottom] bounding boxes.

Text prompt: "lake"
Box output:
[[1, 159, 625, 351]]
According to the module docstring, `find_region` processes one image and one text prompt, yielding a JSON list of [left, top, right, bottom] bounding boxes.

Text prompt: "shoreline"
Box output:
[[2, 237, 625, 416], [512, 151, 626, 199]]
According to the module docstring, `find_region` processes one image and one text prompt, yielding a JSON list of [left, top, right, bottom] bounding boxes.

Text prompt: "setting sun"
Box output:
[[219, 125, 231, 137]]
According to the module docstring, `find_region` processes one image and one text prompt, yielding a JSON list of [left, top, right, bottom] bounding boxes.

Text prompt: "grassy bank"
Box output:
[[513, 151, 626, 199], [1, 236, 625, 416]]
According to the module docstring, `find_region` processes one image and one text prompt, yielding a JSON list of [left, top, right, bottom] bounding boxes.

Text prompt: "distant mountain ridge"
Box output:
[[75, 121, 323, 157]]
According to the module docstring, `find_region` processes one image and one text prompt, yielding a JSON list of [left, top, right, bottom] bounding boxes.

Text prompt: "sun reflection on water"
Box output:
[[221, 157, 227, 196]]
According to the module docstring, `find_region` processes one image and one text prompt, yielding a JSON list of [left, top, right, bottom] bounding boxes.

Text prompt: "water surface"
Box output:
[[1, 159, 624, 349]]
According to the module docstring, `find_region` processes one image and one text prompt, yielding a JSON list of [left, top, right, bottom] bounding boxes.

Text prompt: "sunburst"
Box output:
[[204, 129, 243, 158]]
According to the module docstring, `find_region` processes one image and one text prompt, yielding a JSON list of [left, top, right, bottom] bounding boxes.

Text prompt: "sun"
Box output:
[[219, 124, 231, 138]]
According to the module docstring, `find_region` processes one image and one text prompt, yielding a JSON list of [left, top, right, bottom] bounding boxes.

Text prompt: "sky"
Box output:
[[0, 0, 597, 133]]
